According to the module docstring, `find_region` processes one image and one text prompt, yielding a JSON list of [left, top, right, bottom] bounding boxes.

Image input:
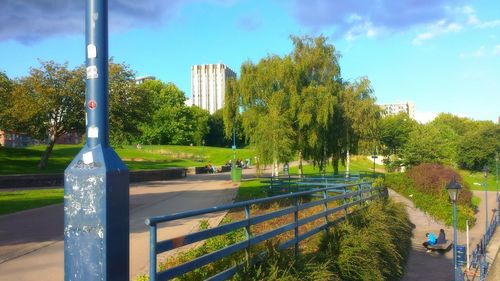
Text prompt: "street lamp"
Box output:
[[483, 166, 489, 234], [371, 154, 378, 177], [496, 152, 499, 200], [447, 176, 462, 281]]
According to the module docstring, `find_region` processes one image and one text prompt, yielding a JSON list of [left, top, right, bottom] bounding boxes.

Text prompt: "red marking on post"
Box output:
[[88, 100, 97, 110]]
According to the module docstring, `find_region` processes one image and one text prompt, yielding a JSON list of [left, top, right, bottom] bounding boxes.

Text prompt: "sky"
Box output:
[[0, 0, 499, 123]]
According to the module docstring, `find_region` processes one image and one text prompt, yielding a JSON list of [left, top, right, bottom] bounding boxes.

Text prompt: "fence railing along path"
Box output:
[[145, 178, 387, 281]]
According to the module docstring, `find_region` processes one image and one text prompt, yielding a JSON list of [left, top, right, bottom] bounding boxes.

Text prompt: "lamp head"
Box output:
[[483, 166, 489, 178], [446, 175, 462, 202]]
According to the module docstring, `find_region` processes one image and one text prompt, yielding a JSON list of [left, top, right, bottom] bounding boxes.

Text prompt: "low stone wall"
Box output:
[[0, 168, 187, 189], [193, 165, 231, 174]]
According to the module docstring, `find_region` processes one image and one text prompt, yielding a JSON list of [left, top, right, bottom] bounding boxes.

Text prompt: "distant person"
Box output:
[[423, 232, 437, 252], [437, 229, 446, 244]]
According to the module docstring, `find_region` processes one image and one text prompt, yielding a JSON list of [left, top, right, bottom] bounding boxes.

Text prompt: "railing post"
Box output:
[[294, 195, 299, 257], [323, 190, 329, 232], [244, 204, 251, 264], [343, 186, 348, 217], [150, 224, 157, 281]]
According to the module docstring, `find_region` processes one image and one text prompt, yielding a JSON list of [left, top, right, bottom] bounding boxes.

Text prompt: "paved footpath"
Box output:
[[390, 189, 500, 281], [0, 173, 241, 281]]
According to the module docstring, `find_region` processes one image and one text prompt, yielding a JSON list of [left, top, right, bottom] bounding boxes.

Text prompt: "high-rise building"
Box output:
[[191, 64, 236, 114], [379, 101, 415, 119]]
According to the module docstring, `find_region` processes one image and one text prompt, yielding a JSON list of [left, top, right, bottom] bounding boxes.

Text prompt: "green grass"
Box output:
[[0, 144, 256, 175], [0, 188, 64, 215], [235, 178, 268, 202], [288, 156, 384, 175], [459, 169, 499, 191]]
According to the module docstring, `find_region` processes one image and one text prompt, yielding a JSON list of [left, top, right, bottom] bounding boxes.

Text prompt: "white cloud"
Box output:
[[344, 16, 379, 41], [459, 46, 486, 58], [412, 5, 500, 45], [412, 20, 462, 45], [494, 45, 500, 55], [414, 112, 438, 124]]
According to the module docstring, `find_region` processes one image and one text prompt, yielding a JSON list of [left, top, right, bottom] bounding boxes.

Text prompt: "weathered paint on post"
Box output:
[[64, 0, 129, 280]]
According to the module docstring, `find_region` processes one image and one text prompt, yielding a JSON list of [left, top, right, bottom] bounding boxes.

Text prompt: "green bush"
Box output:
[[385, 171, 476, 230], [234, 199, 412, 281]]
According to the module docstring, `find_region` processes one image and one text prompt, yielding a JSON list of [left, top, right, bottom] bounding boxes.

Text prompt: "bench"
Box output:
[[428, 241, 453, 251]]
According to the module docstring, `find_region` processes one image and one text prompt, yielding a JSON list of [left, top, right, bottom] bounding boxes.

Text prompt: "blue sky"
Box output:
[[0, 0, 499, 123]]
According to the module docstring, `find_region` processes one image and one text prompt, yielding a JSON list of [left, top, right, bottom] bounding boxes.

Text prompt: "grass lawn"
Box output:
[[0, 144, 256, 175], [459, 168, 499, 191], [0, 188, 64, 215], [288, 156, 384, 175], [235, 178, 268, 202]]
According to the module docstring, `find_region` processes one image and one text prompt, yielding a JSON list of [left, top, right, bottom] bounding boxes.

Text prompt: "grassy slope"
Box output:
[[288, 156, 384, 175], [0, 188, 64, 215], [0, 144, 256, 175], [459, 169, 499, 191]]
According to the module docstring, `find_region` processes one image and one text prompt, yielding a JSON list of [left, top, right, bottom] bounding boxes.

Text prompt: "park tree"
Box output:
[[108, 61, 151, 145], [379, 112, 417, 155], [289, 35, 340, 174], [457, 124, 500, 171], [4, 61, 85, 168], [237, 56, 296, 175], [140, 80, 210, 146], [329, 78, 380, 174], [401, 123, 458, 167], [0, 71, 13, 128]]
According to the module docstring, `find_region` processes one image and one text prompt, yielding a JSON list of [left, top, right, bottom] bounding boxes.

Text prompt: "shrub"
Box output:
[[235, 199, 412, 281], [385, 168, 476, 230], [406, 163, 472, 206]]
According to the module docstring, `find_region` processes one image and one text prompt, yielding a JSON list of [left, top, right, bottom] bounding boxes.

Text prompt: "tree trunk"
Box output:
[[332, 154, 339, 175], [298, 151, 303, 178], [273, 158, 279, 177], [346, 149, 350, 178], [38, 134, 57, 169]]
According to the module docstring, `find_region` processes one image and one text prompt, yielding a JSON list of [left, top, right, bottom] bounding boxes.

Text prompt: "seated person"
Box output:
[[436, 229, 446, 244], [422, 232, 437, 251]]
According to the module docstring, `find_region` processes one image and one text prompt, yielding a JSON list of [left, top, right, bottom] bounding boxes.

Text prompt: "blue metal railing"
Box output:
[[464, 195, 500, 281], [145, 180, 387, 281]]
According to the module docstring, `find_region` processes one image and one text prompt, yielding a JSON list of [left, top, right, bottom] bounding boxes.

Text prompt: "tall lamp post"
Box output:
[[483, 166, 489, 235], [447, 176, 462, 281], [496, 152, 499, 200], [64, 1, 129, 280]]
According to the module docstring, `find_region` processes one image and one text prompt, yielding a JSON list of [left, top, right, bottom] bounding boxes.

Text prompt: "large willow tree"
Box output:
[[224, 35, 380, 176]]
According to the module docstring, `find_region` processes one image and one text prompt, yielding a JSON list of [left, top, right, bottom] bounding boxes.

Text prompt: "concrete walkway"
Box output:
[[0, 173, 240, 281], [390, 189, 500, 281]]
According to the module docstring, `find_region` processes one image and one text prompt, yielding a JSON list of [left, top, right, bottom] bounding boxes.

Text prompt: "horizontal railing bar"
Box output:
[[297, 211, 327, 226], [146, 182, 371, 225], [157, 220, 248, 253], [157, 240, 248, 280], [249, 222, 296, 246], [250, 206, 296, 225]]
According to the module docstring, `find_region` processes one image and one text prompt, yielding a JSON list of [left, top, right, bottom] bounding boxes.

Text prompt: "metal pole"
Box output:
[[466, 220, 470, 269], [485, 174, 489, 236], [453, 200, 458, 281], [64, 1, 129, 280]]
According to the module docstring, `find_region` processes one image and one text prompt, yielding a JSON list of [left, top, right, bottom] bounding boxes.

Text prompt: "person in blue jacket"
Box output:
[[423, 232, 437, 251]]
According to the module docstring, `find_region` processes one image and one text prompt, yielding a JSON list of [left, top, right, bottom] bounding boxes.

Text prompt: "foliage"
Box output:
[[400, 123, 458, 167], [108, 61, 152, 145], [226, 35, 380, 175], [139, 80, 211, 146], [385, 169, 476, 230], [0, 188, 63, 215], [378, 112, 417, 155], [406, 163, 472, 205], [2, 61, 85, 168], [0, 71, 13, 128], [234, 200, 411, 281], [457, 124, 500, 171]]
